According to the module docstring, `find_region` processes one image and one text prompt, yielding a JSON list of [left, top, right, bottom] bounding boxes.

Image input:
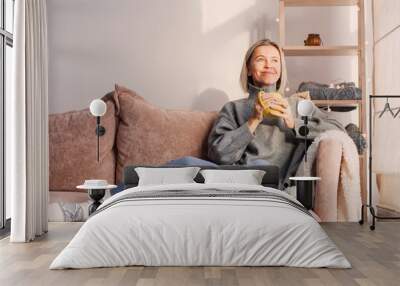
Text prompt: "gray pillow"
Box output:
[[200, 169, 266, 185], [135, 167, 201, 186]]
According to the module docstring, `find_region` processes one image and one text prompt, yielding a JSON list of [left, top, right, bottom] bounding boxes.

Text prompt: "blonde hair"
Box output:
[[240, 39, 287, 95]]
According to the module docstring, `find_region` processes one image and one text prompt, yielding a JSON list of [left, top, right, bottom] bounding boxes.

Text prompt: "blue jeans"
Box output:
[[165, 156, 271, 167], [246, 159, 271, 166], [164, 156, 218, 167], [110, 184, 125, 196]]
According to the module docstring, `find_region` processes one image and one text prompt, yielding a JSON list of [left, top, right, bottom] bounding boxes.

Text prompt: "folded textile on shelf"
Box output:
[[298, 81, 362, 100]]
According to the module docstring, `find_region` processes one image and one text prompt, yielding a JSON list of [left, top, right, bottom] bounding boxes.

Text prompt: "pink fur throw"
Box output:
[[296, 130, 362, 222]]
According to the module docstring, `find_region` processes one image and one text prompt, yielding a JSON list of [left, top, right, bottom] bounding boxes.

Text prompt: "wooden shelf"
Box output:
[[283, 46, 359, 56], [313, 99, 362, 106], [280, 0, 367, 206], [283, 0, 359, 7]]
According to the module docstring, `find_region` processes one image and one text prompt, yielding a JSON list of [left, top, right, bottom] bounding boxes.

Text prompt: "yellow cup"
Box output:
[[258, 91, 282, 117]]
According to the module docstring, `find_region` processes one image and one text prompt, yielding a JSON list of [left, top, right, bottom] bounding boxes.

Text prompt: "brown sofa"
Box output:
[[49, 84, 350, 221], [49, 84, 218, 192]]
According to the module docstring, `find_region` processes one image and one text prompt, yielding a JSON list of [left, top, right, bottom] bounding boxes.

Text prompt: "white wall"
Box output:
[[47, 0, 359, 114]]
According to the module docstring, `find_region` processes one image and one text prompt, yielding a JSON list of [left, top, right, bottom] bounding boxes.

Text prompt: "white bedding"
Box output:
[[50, 183, 350, 269]]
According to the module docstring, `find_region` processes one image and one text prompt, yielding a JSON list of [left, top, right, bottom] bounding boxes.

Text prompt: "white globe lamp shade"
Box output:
[[297, 100, 314, 117], [90, 99, 107, 117]]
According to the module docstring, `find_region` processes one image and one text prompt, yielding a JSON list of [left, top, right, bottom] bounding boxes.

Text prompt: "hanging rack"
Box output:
[[378, 97, 396, 118], [360, 95, 400, 230], [394, 107, 400, 118]]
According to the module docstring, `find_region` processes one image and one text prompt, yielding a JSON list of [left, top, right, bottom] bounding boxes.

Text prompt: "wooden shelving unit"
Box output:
[[312, 99, 361, 106], [283, 45, 359, 56], [279, 0, 367, 209]]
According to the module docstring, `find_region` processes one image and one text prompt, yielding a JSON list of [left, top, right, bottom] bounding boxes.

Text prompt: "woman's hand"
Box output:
[[261, 95, 295, 129], [248, 93, 295, 133], [279, 98, 295, 129], [247, 96, 265, 133], [251, 95, 265, 123]]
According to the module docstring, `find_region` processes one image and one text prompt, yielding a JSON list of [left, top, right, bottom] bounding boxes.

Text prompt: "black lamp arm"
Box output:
[[298, 116, 310, 163], [95, 117, 106, 136], [95, 116, 106, 162]]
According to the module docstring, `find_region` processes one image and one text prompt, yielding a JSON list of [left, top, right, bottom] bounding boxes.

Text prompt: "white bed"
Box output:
[[50, 183, 350, 269]]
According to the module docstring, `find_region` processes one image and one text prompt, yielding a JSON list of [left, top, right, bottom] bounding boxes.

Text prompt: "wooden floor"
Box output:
[[0, 222, 399, 286]]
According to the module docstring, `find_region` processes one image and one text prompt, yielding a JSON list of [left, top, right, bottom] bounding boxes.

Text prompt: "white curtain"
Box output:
[[8, 0, 49, 242]]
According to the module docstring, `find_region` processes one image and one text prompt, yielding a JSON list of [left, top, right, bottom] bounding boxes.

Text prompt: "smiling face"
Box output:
[[247, 45, 281, 87]]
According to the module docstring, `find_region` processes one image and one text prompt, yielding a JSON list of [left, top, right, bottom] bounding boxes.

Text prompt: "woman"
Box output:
[[207, 39, 344, 179], [168, 39, 344, 183]]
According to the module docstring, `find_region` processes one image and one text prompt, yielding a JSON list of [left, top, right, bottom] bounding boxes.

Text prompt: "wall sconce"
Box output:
[[297, 99, 315, 163], [89, 99, 107, 162]]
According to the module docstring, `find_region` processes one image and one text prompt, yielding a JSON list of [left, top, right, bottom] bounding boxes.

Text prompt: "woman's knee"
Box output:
[[182, 156, 198, 162], [166, 156, 200, 165], [247, 159, 270, 166], [166, 156, 217, 166]]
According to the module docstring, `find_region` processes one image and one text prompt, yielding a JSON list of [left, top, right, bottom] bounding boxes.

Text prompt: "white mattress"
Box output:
[[50, 183, 350, 269]]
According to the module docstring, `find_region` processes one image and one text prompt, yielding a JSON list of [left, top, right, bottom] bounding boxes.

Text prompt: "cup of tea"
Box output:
[[258, 91, 283, 117]]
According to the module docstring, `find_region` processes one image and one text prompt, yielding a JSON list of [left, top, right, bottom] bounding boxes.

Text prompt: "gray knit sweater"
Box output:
[[207, 84, 345, 174]]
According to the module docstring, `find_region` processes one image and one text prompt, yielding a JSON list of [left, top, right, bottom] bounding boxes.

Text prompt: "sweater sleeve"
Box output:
[[207, 103, 254, 164]]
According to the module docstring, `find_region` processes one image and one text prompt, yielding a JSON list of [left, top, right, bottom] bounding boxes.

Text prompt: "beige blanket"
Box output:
[[296, 130, 362, 222]]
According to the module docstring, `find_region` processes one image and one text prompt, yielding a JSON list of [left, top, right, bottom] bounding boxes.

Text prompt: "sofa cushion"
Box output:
[[114, 84, 218, 183], [49, 93, 117, 192]]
